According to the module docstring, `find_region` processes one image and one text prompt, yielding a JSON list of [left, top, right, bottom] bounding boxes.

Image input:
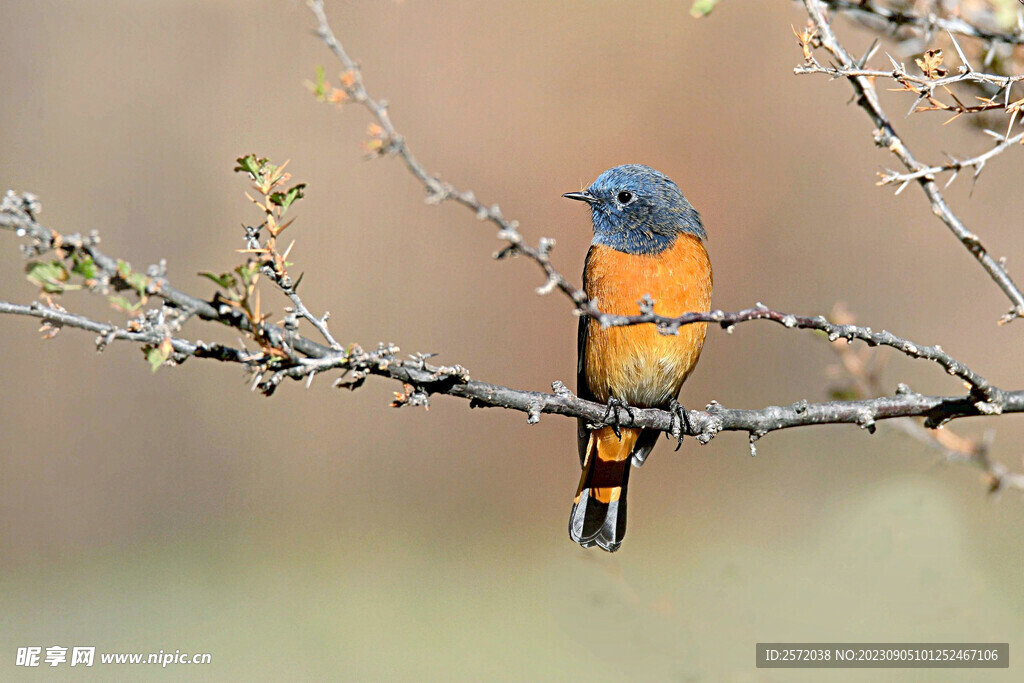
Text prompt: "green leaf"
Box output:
[[199, 271, 237, 289], [233, 154, 267, 179], [144, 343, 171, 373], [107, 294, 141, 313], [268, 183, 306, 212], [113, 259, 148, 294], [26, 260, 75, 293], [235, 262, 259, 287], [125, 271, 149, 295], [690, 0, 721, 17], [71, 255, 98, 280], [312, 65, 327, 99]]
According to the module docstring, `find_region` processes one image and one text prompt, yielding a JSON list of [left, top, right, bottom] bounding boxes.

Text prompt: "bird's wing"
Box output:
[[576, 247, 597, 467]]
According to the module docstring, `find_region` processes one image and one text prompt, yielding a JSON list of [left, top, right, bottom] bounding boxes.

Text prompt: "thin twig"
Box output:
[[878, 130, 1024, 187], [0, 300, 254, 363], [306, 0, 590, 314]]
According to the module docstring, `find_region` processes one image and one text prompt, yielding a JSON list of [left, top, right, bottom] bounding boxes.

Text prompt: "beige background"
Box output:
[[2, 1, 1024, 680]]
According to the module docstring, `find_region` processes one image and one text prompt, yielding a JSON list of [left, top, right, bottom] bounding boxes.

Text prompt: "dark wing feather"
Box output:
[[576, 247, 597, 466], [576, 313, 595, 466], [631, 429, 658, 467]]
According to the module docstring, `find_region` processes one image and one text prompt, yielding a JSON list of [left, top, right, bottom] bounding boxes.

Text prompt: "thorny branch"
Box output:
[[822, 0, 1024, 48], [798, 0, 1024, 323], [305, 0, 591, 316], [824, 303, 1024, 494], [794, 38, 1024, 188], [1, 1, 1024, 495], [796, 56, 1024, 95], [878, 130, 1024, 188], [3, 199, 1021, 461], [0, 300, 252, 363]]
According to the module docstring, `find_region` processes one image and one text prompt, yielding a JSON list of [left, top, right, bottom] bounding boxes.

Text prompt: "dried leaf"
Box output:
[[915, 49, 948, 79]]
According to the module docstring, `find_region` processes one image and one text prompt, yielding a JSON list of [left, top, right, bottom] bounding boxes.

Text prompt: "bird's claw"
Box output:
[[667, 399, 691, 451], [602, 396, 635, 439]]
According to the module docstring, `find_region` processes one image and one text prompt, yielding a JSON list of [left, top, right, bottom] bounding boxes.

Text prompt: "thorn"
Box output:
[[281, 239, 296, 261], [1007, 107, 1020, 140], [857, 38, 880, 68], [969, 161, 985, 197], [946, 31, 972, 73], [907, 92, 928, 118], [984, 43, 997, 68]]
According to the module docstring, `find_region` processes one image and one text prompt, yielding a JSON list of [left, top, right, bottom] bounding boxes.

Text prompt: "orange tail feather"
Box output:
[[569, 427, 638, 552]]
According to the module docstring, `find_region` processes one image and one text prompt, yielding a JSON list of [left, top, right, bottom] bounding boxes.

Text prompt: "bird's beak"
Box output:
[[562, 190, 598, 204]]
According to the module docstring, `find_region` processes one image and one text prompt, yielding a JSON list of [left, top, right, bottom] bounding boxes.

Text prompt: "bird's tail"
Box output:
[[569, 426, 638, 552]]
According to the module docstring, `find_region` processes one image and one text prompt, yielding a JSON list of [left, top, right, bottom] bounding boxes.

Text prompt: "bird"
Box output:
[[563, 164, 712, 552]]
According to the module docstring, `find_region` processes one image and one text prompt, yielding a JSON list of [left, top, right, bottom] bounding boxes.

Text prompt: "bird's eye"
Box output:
[[617, 191, 634, 204]]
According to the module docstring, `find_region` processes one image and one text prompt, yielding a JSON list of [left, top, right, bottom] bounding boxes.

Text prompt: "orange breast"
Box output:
[[584, 234, 712, 407]]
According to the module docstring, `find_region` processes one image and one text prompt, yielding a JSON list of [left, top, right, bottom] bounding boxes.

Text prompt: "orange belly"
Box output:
[[584, 235, 712, 407]]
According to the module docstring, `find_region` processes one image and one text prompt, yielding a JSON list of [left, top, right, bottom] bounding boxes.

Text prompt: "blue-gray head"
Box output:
[[563, 164, 705, 255]]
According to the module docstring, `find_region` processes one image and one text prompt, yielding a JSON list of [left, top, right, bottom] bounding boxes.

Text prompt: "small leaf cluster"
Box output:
[[143, 338, 174, 373], [25, 248, 150, 316], [234, 154, 305, 277], [305, 65, 355, 106]]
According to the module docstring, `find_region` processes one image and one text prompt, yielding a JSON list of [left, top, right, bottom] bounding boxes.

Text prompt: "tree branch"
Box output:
[[795, 34, 1024, 188], [5, 288, 1024, 456], [2, 202, 1019, 451], [0, 300, 252, 363], [799, 0, 1024, 323], [0, 200, 334, 361], [877, 130, 1024, 188], [823, 0, 1024, 48], [579, 301, 1006, 408]]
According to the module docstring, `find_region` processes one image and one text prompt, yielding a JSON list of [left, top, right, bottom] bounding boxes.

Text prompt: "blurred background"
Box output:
[[3, 0, 1024, 680]]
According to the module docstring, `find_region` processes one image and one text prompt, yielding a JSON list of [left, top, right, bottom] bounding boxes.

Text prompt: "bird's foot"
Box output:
[[602, 396, 635, 439], [667, 399, 691, 451]]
